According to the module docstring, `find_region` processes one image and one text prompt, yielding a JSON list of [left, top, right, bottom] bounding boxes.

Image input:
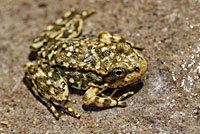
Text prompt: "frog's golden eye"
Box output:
[[110, 68, 127, 79]]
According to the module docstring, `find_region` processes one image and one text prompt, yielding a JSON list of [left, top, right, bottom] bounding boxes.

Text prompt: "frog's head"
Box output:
[[103, 43, 147, 88]]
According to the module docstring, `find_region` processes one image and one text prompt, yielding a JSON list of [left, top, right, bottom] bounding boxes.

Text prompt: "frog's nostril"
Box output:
[[134, 65, 140, 71]]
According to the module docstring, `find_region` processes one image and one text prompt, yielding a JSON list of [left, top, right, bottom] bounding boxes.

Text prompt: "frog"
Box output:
[[24, 8, 147, 119]]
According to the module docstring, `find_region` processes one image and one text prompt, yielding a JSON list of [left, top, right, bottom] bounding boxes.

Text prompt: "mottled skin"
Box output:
[[24, 8, 147, 119]]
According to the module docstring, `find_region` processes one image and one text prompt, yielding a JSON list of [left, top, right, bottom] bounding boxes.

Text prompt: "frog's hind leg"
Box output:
[[24, 63, 61, 119], [24, 63, 80, 119], [98, 31, 144, 50], [56, 8, 96, 41], [30, 8, 95, 52]]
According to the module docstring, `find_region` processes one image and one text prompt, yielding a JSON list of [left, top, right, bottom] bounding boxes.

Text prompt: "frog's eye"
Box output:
[[110, 68, 127, 79]]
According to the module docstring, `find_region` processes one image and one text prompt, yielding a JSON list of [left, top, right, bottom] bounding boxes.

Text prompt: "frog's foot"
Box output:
[[33, 93, 80, 119], [81, 8, 96, 19], [42, 97, 80, 119], [83, 87, 126, 107], [58, 106, 80, 119], [41, 96, 61, 120], [57, 98, 80, 119], [117, 91, 134, 101], [101, 88, 134, 102], [98, 31, 144, 50]]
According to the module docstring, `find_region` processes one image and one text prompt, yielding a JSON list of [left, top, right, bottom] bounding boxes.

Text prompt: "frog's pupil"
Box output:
[[115, 70, 123, 76]]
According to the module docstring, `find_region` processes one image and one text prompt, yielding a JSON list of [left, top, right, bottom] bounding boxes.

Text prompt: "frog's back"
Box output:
[[38, 39, 146, 76]]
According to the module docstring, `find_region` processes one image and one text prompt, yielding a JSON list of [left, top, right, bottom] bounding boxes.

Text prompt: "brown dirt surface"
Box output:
[[0, 0, 200, 133]]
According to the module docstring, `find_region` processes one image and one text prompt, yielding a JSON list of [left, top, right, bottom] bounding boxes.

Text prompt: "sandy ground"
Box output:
[[0, 0, 200, 133]]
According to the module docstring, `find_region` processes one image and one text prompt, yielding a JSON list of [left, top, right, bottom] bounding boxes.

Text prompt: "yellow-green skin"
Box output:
[[24, 8, 147, 119]]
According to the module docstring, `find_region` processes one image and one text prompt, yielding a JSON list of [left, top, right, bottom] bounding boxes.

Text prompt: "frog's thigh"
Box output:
[[25, 63, 79, 119], [45, 72, 81, 118], [83, 87, 126, 107], [24, 63, 61, 119], [42, 69, 81, 118]]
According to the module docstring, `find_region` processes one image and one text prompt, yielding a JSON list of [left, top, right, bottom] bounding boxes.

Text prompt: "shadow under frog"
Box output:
[[24, 77, 143, 115], [82, 80, 143, 111]]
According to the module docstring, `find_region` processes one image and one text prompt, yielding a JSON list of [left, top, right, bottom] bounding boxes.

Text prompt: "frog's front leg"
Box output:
[[98, 31, 124, 44], [98, 31, 144, 50], [83, 84, 126, 107]]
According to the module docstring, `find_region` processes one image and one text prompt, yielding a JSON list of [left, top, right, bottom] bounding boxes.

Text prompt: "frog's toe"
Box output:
[[68, 98, 76, 104], [117, 91, 134, 101], [117, 101, 127, 107], [61, 107, 80, 119]]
